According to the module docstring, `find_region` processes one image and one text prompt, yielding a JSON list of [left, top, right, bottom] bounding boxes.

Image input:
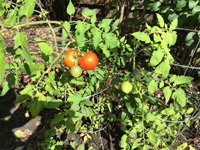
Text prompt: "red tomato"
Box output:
[[79, 52, 98, 70], [63, 49, 78, 68]]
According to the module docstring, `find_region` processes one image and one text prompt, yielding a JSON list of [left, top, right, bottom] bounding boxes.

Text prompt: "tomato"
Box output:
[[121, 81, 133, 94], [70, 65, 82, 77], [63, 49, 78, 68], [79, 52, 98, 70]]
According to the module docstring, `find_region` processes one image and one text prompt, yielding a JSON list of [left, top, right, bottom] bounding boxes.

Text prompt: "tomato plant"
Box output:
[[79, 52, 98, 70], [63, 49, 78, 68], [70, 65, 82, 77], [121, 81, 133, 94]]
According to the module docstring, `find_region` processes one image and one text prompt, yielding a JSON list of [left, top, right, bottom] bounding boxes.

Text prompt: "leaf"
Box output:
[[19, 62, 44, 75], [34, 38, 53, 55], [14, 130, 24, 138], [67, 0, 75, 15], [24, 0, 36, 17], [91, 27, 102, 48], [50, 113, 65, 126], [177, 142, 187, 150], [172, 88, 186, 107], [150, 2, 161, 12], [131, 138, 142, 149], [104, 33, 118, 49], [67, 95, 86, 103], [170, 18, 178, 30], [45, 99, 63, 108], [161, 108, 175, 115], [149, 49, 164, 66], [147, 130, 158, 146], [19, 32, 32, 64], [27, 99, 45, 117], [77, 143, 85, 150], [146, 113, 157, 123], [99, 43, 110, 58], [175, 0, 187, 11], [4, 8, 17, 26], [0, 36, 5, 85], [121, 134, 130, 150], [156, 13, 165, 28], [192, 6, 200, 16], [155, 59, 171, 78], [0, 0, 4, 17], [163, 86, 172, 104], [132, 32, 151, 43], [98, 19, 112, 33], [62, 21, 71, 40], [66, 118, 75, 133], [170, 75, 193, 85], [189, 0, 199, 9], [148, 79, 158, 94]]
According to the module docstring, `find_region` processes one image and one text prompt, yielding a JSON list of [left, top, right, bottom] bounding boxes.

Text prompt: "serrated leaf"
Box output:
[[175, 0, 187, 11], [62, 21, 71, 40], [149, 48, 164, 66], [98, 19, 112, 33], [172, 88, 186, 107], [155, 59, 171, 78], [121, 134, 130, 150], [68, 95, 85, 103], [104, 33, 118, 49], [4, 8, 17, 26], [50, 113, 65, 125], [163, 86, 172, 104], [148, 79, 158, 94], [173, 76, 193, 85], [156, 13, 165, 28], [45, 99, 63, 108], [192, 6, 200, 15], [99, 43, 110, 58], [91, 27, 102, 48], [19, 62, 44, 75], [24, 0, 36, 17], [132, 32, 151, 43], [146, 113, 157, 123], [161, 108, 175, 115], [189, 0, 199, 9], [27, 99, 44, 117], [67, 0, 75, 15]]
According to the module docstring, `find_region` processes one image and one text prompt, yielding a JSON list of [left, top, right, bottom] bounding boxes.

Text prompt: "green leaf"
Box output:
[[147, 130, 158, 146], [98, 19, 112, 33], [0, 36, 5, 85], [175, 0, 187, 11], [68, 95, 86, 103], [146, 113, 157, 123], [67, 0, 75, 15], [192, 6, 200, 15], [161, 108, 175, 115], [50, 113, 65, 125], [131, 138, 142, 149], [0, 0, 4, 16], [99, 43, 110, 58], [14, 94, 31, 103], [62, 21, 71, 40], [19, 62, 44, 75], [156, 13, 165, 28], [45, 99, 63, 108], [187, 107, 194, 114], [24, 0, 36, 17], [91, 27, 102, 48], [34, 38, 53, 55], [177, 142, 187, 150], [132, 32, 151, 43], [189, 0, 199, 9], [77, 143, 85, 150], [163, 86, 172, 104], [27, 99, 45, 117], [121, 134, 130, 150], [19, 32, 32, 64], [104, 33, 118, 49], [172, 88, 186, 107], [148, 79, 158, 94], [14, 130, 24, 138], [170, 75, 193, 85], [170, 18, 178, 30], [66, 118, 75, 133], [150, 2, 161, 12], [149, 48, 164, 66], [4, 8, 17, 26], [155, 59, 171, 78]]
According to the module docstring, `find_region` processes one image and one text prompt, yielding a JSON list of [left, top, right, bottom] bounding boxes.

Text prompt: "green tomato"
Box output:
[[121, 81, 133, 94], [70, 65, 82, 77]]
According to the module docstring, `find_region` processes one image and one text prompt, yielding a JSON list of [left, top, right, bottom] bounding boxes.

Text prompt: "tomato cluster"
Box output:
[[63, 49, 98, 77]]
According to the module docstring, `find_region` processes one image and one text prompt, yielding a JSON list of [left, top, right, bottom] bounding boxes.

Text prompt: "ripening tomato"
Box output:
[[121, 81, 133, 94], [79, 52, 98, 70], [63, 49, 78, 68], [70, 66, 82, 77]]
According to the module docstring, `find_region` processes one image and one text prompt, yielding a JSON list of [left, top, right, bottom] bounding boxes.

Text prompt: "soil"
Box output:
[[1, 9, 200, 150]]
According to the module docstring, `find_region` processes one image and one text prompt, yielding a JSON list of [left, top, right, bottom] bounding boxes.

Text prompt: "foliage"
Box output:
[[0, 0, 198, 149]]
